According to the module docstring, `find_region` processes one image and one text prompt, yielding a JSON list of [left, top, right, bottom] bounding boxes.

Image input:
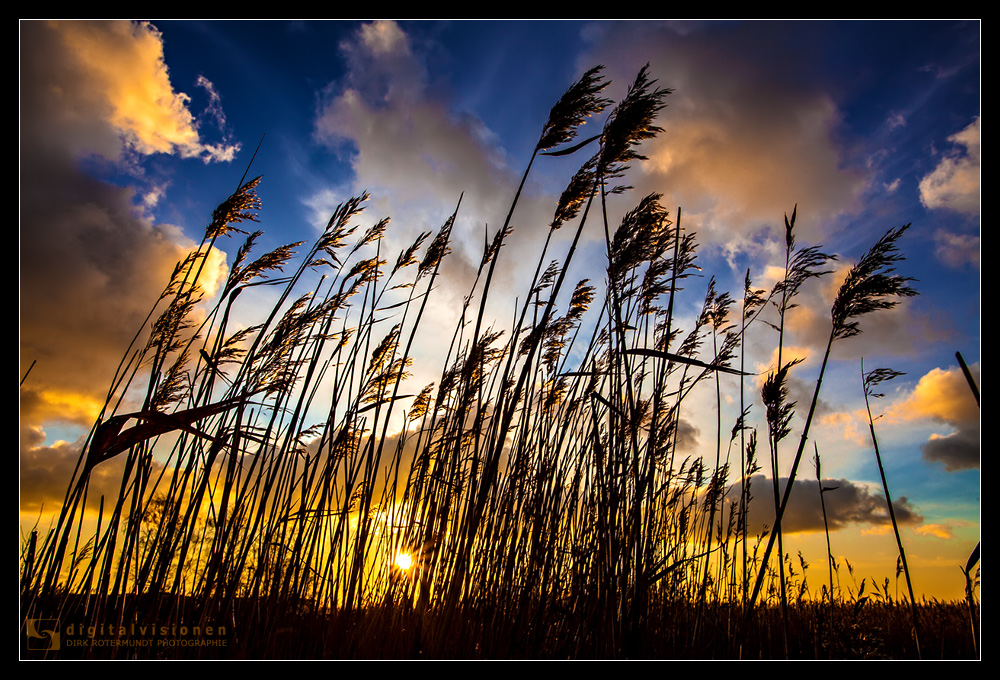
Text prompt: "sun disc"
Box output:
[[395, 551, 413, 570]]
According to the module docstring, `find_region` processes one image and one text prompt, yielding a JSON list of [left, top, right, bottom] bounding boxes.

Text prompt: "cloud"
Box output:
[[318, 24, 467, 220], [889, 365, 979, 425], [19, 420, 180, 517], [919, 116, 980, 214], [783, 254, 925, 362], [745, 248, 924, 399], [19, 427, 87, 512], [934, 229, 980, 269], [308, 21, 889, 403], [311, 21, 572, 391], [920, 428, 980, 473], [313, 21, 515, 224], [738, 474, 923, 535], [887, 364, 980, 471], [581, 22, 868, 252], [20, 19, 234, 499], [915, 523, 955, 540], [358, 20, 410, 57], [675, 417, 701, 453], [20, 429, 110, 514], [819, 410, 868, 448], [21, 20, 240, 164], [196, 74, 228, 129], [20, 153, 228, 430]]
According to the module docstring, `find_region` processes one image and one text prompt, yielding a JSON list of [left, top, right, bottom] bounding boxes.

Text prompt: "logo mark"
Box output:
[[27, 619, 60, 650]]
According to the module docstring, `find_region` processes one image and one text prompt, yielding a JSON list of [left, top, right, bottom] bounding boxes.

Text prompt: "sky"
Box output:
[[19, 19, 980, 600]]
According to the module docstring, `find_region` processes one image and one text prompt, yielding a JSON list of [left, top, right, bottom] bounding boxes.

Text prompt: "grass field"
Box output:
[[19, 64, 980, 660]]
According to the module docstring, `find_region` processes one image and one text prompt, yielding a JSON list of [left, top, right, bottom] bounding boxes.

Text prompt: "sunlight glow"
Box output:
[[395, 551, 414, 571]]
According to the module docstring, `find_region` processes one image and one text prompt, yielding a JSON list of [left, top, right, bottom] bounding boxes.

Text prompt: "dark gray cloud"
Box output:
[[921, 427, 980, 472], [736, 474, 923, 536], [674, 417, 700, 453]]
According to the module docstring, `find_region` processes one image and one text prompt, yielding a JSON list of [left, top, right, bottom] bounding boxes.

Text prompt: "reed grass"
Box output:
[[19, 64, 976, 660]]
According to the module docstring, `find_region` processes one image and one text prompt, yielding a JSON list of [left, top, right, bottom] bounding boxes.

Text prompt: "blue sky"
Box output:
[[20, 19, 979, 598]]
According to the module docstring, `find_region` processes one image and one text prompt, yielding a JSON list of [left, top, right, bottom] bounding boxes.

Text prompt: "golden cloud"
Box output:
[[38, 20, 239, 163], [888, 365, 979, 427], [883, 364, 980, 472], [818, 410, 868, 448], [755, 345, 812, 386], [916, 523, 955, 540], [583, 23, 868, 252]]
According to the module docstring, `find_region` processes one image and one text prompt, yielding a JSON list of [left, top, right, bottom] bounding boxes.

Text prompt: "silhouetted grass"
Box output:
[[19, 64, 977, 660]]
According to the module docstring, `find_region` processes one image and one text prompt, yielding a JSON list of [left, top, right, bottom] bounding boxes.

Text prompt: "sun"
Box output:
[[394, 551, 414, 571]]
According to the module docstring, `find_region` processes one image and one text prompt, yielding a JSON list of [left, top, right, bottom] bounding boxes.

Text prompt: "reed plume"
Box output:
[[745, 224, 918, 626]]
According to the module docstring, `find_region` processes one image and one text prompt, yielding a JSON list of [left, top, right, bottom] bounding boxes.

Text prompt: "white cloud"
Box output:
[[919, 116, 980, 214], [196, 74, 228, 128], [358, 20, 409, 56], [311, 21, 538, 393]]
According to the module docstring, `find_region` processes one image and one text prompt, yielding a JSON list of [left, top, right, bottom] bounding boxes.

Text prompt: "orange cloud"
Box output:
[[30, 20, 239, 163], [640, 97, 856, 247], [755, 345, 812, 385], [916, 523, 955, 540], [819, 410, 868, 448], [885, 364, 980, 471], [860, 524, 894, 537], [888, 365, 979, 427]]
